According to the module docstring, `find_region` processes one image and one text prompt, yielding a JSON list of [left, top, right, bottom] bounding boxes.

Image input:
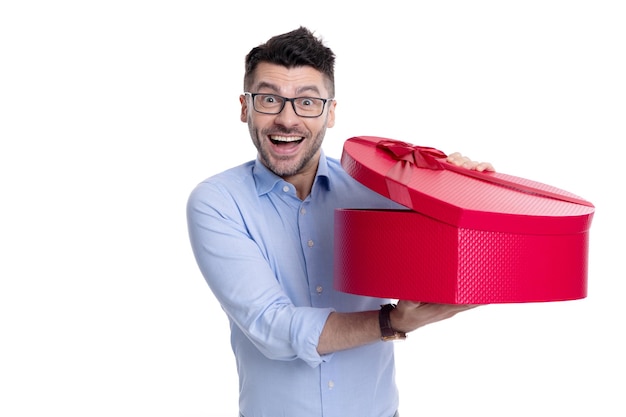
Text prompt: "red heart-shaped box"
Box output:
[[334, 136, 595, 304]]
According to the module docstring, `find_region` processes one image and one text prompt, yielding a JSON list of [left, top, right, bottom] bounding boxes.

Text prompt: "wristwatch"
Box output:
[[379, 304, 407, 341]]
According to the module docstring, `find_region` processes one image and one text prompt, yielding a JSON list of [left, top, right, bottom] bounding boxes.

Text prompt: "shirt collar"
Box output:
[[253, 150, 332, 196]]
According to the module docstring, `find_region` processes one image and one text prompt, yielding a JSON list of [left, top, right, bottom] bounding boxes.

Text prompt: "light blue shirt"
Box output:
[[187, 150, 404, 417]]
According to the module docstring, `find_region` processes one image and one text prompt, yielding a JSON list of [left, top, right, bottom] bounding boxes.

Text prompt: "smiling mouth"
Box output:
[[270, 135, 304, 145]]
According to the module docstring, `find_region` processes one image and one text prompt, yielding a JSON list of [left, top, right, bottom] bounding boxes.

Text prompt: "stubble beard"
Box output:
[[249, 122, 328, 178]]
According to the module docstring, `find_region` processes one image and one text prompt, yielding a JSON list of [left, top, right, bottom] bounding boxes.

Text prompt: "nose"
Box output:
[[274, 100, 301, 126]]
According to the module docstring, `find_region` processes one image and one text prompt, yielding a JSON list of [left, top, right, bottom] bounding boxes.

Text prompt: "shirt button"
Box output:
[[316, 285, 323, 294], [300, 207, 307, 215], [328, 380, 335, 389], [307, 239, 314, 248], [282, 185, 289, 192]]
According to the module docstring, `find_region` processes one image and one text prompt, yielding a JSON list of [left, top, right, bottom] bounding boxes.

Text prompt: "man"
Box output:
[[187, 26, 494, 417]]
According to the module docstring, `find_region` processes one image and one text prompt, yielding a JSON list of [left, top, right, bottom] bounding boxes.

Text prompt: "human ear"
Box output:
[[239, 94, 248, 122]]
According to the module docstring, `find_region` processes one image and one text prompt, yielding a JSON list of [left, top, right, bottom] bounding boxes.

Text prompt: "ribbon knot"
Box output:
[[376, 139, 447, 170]]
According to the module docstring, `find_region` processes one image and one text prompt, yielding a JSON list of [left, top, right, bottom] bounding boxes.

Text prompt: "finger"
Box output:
[[475, 162, 495, 172], [462, 160, 495, 172], [461, 160, 479, 169], [446, 153, 470, 166]]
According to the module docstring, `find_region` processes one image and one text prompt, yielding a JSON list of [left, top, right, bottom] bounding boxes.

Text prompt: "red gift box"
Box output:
[[334, 136, 595, 304]]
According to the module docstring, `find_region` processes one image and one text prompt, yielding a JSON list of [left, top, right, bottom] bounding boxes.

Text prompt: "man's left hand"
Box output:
[[446, 152, 495, 172]]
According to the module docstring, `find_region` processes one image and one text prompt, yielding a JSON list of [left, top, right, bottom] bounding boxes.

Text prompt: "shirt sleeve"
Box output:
[[186, 179, 334, 367]]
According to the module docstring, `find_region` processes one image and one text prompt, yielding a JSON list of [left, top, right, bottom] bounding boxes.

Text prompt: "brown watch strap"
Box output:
[[379, 304, 407, 341]]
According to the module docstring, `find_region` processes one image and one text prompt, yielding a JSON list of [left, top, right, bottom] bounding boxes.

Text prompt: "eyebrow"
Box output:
[[254, 81, 323, 97]]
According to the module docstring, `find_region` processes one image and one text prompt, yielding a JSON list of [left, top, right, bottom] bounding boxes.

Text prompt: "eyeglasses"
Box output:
[[244, 92, 333, 118]]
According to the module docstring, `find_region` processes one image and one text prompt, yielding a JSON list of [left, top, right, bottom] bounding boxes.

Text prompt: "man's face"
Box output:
[[240, 62, 336, 179]]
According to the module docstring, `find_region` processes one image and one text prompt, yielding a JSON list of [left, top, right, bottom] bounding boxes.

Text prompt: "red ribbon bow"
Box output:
[[376, 140, 447, 170]]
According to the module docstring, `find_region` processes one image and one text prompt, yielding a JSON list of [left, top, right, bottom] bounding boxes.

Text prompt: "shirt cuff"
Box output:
[[291, 307, 335, 368]]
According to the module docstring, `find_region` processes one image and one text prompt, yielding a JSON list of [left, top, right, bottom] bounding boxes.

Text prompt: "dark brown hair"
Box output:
[[243, 26, 336, 97]]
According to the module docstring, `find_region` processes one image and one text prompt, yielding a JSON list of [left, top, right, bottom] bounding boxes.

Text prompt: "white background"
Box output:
[[1, 1, 624, 416]]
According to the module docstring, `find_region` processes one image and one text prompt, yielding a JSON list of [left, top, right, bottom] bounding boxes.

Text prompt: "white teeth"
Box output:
[[270, 135, 302, 143]]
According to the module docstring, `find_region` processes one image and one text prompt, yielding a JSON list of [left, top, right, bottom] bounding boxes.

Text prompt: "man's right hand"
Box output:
[[391, 300, 479, 333]]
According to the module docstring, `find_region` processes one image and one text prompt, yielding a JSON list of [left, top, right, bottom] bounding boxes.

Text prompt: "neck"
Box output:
[[282, 152, 321, 200], [283, 171, 315, 200]]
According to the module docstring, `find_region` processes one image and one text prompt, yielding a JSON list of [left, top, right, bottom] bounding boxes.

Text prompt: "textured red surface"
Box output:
[[334, 136, 595, 303]]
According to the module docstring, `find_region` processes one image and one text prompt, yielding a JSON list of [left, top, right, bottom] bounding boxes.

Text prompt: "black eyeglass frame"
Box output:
[[243, 92, 333, 118]]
